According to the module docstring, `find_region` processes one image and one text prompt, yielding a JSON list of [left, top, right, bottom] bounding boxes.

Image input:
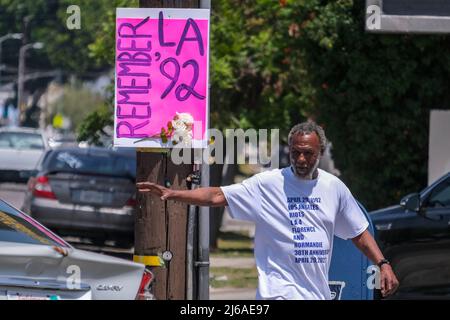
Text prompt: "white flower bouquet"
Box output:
[[160, 112, 194, 147]]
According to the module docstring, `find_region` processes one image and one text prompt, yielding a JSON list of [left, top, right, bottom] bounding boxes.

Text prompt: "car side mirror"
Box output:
[[400, 193, 420, 212]]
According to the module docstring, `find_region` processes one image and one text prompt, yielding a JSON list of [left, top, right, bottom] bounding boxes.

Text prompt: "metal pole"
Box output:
[[186, 163, 200, 300], [17, 42, 43, 125], [197, 159, 210, 300], [196, 0, 211, 301], [0, 34, 23, 87], [17, 44, 26, 123], [0, 39, 3, 86], [0, 35, 10, 86]]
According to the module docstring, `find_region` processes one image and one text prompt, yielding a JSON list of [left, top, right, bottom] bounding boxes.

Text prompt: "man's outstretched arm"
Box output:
[[136, 182, 227, 207], [352, 229, 399, 298]]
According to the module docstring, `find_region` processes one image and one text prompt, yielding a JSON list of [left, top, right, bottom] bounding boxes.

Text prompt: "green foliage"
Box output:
[[0, 0, 139, 113], [283, 0, 450, 209], [88, 0, 139, 65], [48, 82, 104, 129], [0, 0, 115, 77], [179, 0, 444, 210], [74, 0, 138, 144], [210, 0, 450, 209], [74, 0, 448, 209]]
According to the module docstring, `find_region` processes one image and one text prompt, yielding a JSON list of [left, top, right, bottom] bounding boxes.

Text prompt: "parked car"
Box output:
[[0, 198, 153, 300], [0, 127, 48, 183], [47, 132, 78, 149], [370, 172, 450, 299], [22, 147, 137, 247]]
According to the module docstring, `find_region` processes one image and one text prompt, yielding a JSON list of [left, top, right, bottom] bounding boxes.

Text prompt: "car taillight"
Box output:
[[136, 268, 154, 300], [33, 176, 57, 200], [27, 177, 36, 191], [126, 196, 137, 207]]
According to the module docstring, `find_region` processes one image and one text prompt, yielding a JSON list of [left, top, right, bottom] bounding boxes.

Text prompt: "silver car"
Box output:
[[0, 199, 153, 300], [22, 147, 136, 246], [0, 127, 48, 182]]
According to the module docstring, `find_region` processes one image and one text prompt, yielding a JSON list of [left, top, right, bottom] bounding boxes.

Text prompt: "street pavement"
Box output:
[[210, 256, 255, 269], [0, 182, 27, 209], [210, 287, 256, 300], [0, 182, 135, 257]]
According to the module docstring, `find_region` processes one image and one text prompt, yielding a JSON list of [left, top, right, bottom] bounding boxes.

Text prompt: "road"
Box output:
[[210, 287, 256, 300], [0, 182, 133, 259], [0, 183, 27, 209]]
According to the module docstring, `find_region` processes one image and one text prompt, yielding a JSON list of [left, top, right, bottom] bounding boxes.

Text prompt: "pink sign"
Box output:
[[114, 8, 210, 148]]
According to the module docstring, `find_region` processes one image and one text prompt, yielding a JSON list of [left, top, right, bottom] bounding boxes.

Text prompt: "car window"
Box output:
[[0, 132, 44, 150], [46, 150, 136, 179], [0, 201, 69, 247], [426, 178, 450, 208], [36, 151, 53, 172]]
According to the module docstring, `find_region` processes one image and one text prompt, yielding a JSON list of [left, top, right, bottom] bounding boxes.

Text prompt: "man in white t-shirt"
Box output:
[[137, 121, 399, 300]]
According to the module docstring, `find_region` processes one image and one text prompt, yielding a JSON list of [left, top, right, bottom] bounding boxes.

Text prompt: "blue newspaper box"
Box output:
[[328, 203, 375, 300]]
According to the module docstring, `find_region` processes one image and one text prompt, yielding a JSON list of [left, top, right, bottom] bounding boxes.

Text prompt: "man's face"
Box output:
[[289, 132, 321, 179]]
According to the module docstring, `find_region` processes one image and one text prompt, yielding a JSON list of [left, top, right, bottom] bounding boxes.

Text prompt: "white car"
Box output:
[[0, 198, 153, 300], [0, 127, 48, 182]]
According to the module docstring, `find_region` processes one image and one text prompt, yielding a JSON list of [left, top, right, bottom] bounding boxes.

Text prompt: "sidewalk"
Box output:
[[210, 256, 257, 300], [210, 256, 255, 269], [210, 287, 256, 300]]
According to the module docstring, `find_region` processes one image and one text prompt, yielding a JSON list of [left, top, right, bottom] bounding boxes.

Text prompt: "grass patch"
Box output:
[[211, 231, 254, 258], [238, 164, 261, 177], [210, 267, 258, 288]]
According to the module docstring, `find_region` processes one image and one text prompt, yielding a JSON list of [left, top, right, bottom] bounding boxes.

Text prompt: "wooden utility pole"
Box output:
[[135, 0, 201, 300]]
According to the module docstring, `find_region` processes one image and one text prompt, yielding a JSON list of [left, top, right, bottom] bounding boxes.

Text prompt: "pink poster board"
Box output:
[[115, 8, 210, 148]]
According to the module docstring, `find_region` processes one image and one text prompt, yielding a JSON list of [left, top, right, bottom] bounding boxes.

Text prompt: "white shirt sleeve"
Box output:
[[220, 175, 262, 222], [334, 184, 369, 240]]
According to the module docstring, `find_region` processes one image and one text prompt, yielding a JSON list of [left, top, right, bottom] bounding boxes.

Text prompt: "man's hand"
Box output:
[[351, 230, 400, 298], [136, 182, 174, 201], [380, 264, 399, 298], [136, 182, 227, 207]]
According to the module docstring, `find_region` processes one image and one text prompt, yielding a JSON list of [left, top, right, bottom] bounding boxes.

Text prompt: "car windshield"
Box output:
[[0, 201, 70, 247], [0, 132, 44, 150], [427, 178, 450, 207], [45, 150, 136, 179]]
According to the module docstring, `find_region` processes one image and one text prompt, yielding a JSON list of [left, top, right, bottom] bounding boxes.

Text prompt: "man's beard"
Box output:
[[293, 157, 320, 180]]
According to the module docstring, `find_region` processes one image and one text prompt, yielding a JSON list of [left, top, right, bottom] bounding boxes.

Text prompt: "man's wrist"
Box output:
[[377, 258, 390, 268], [168, 189, 179, 200]]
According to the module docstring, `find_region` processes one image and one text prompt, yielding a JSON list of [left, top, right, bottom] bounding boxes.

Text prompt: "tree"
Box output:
[[77, 0, 450, 212], [47, 82, 105, 130], [74, 0, 139, 144], [283, 0, 450, 210], [212, 0, 450, 210], [0, 0, 131, 118]]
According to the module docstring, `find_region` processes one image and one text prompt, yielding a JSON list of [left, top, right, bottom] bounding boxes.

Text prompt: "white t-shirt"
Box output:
[[220, 167, 369, 300]]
